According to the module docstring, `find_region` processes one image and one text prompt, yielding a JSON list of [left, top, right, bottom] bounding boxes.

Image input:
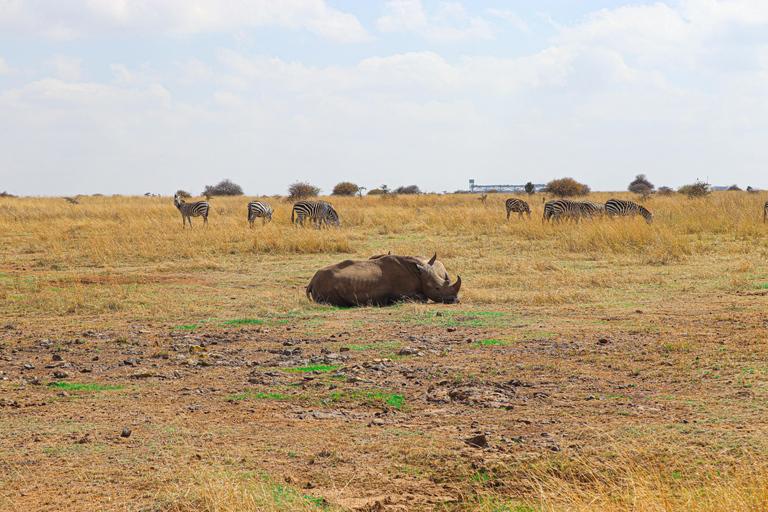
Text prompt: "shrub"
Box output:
[[288, 182, 321, 200], [543, 177, 590, 197], [367, 189, 386, 196], [727, 184, 742, 191], [202, 179, 244, 197], [524, 182, 536, 195], [487, 189, 499, 194], [332, 182, 361, 196], [628, 174, 655, 198], [678, 181, 710, 198], [0, 191, 17, 198], [657, 186, 675, 196], [175, 190, 192, 198], [394, 185, 421, 195]]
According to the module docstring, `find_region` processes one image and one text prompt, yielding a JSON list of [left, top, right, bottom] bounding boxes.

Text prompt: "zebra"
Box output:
[[505, 198, 531, 220], [543, 199, 580, 222], [291, 200, 340, 228], [578, 201, 605, 220], [247, 201, 273, 227], [605, 198, 654, 224], [764, 201, 768, 223], [173, 194, 210, 229]]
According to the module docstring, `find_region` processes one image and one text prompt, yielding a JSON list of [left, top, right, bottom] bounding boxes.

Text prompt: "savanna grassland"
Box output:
[[1, 191, 767, 511]]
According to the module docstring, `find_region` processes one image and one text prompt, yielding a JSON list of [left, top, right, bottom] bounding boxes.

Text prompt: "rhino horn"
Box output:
[[452, 275, 462, 294], [428, 253, 437, 266]]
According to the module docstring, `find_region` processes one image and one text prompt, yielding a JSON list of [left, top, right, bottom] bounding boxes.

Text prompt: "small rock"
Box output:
[[58, 390, 70, 397], [52, 354, 63, 361], [597, 338, 609, 345], [29, 376, 42, 386], [23, 363, 35, 370], [464, 434, 488, 448], [53, 370, 69, 379], [124, 357, 141, 367], [586, 394, 596, 400], [447, 327, 457, 332], [305, 482, 316, 489], [370, 418, 385, 426], [121, 427, 132, 438]]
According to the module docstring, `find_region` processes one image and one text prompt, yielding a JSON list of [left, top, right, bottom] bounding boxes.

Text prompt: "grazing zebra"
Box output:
[[543, 199, 580, 222], [605, 198, 654, 224], [247, 201, 273, 227], [291, 200, 340, 228], [764, 201, 768, 223], [173, 194, 210, 229], [505, 198, 531, 220], [578, 201, 605, 219]]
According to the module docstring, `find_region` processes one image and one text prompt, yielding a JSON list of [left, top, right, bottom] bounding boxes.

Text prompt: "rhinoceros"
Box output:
[[306, 254, 461, 307]]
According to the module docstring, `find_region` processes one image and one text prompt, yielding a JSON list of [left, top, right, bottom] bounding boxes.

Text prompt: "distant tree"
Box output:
[[175, 190, 192, 198], [288, 182, 321, 200], [678, 180, 710, 198], [524, 182, 536, 195], [0, 191, 17, 197], [452, 190, 471, 194], [628, 174, 655, 198], [332, 182, 361, 196], [487, 189, 499, 194], [657, 186, 675, 196], [202, 179, 244, 197], [394, 185, 421, 195], [727, 184, 742, 191], [367, 188, 386, 195], [543, 177, 590, 197]]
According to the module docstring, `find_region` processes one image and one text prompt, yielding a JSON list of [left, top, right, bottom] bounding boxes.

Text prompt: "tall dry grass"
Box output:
[[0, 191, 766, 318]]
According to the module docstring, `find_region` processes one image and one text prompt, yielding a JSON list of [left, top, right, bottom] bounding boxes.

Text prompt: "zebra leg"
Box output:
[[506, 209, 510, 220], [203, 215, 208, 227]]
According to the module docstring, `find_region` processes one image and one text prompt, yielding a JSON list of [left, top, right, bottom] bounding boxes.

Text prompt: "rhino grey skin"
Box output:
[[369, 252, 451, 282], [306, 254, 461, 307]]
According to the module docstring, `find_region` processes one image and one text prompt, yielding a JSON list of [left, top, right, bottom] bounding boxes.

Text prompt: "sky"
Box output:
[[1, 0, 768, 197]]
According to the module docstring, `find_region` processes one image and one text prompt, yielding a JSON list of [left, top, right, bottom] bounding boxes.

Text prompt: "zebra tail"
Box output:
[[291, 209, 295, 223]]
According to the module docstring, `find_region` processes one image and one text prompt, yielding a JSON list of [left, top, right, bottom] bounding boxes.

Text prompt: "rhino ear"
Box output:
[[388, 251, 391, 255], [428, 253, 437, 266]]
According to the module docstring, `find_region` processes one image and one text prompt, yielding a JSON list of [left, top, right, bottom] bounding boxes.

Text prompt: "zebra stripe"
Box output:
[[505, 198, 531, 220], [578, 201, 605, 219], [543, 199, 580, 222], [247, 201, 273, 227], [605, 199, 654, 224], [291, 200, 340, 228], [174, 194, 210, 229], [764, 201, 768, 223]]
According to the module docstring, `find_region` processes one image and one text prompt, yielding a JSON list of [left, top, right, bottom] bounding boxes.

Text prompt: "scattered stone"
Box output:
[[398, 347, 420, 356], [121, 427, 132, 438], [29, 376, 42, 386], [123, 357, 141, 367], [305, 482, 316, 489], [53, 370, 69, 379], [464, 434, 488, 448], [586, 394, 596, 400], [369, 418, 385, 427], [23, 363, 35, 370], [597, 338, 609, 345], [52, 354, 63, 361], [339, 347, 350, 352], [58, 391, 70, 397]]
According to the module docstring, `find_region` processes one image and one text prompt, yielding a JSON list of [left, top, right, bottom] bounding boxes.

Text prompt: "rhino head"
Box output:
[[415, 254, 461, 304]]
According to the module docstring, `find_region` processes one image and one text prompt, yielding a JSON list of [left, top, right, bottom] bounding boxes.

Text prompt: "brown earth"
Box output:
[[2, 290, 767, 511]]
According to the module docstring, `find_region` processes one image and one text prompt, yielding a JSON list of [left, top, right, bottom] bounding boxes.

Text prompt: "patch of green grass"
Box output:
[[323, 389, 405, 410], [48, 381, 123, 391], [226, 390, 296, 401], [219, 318, 263, 326], [174, 325, 199, 330], [285, 364, 339, 373], [473, 339, 505, 346]]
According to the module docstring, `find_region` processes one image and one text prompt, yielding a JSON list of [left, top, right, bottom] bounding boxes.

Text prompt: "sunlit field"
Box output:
[[1, 191, 767, 511]]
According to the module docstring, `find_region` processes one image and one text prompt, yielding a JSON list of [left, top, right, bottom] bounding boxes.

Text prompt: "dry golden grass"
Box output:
[[1, 191, 768, 511]]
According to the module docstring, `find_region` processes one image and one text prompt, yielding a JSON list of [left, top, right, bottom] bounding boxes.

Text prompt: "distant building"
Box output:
[[468, 179, 545, 193]]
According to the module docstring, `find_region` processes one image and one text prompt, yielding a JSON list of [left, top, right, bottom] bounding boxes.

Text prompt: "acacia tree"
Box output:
[[332, 182, 361, 196], [202, 179, 244, 197], [543, 178, 590, 197], [628, 174, 655, 199], [288, 182, 321, 200], [524, 182, 536, 195]]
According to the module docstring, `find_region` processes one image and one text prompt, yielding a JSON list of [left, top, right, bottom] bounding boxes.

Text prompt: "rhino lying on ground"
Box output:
[[306, 254, 461, 307]]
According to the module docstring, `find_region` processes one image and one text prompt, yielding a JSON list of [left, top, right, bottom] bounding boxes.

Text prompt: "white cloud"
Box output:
[[43, 54, 83, 81], [486, 8, 531, 34], [0, 0, 371, 43], [376, 0, 493, 42]]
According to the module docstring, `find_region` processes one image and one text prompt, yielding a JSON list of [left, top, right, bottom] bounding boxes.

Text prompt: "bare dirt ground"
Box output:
[[2, 289, 767, 511]]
